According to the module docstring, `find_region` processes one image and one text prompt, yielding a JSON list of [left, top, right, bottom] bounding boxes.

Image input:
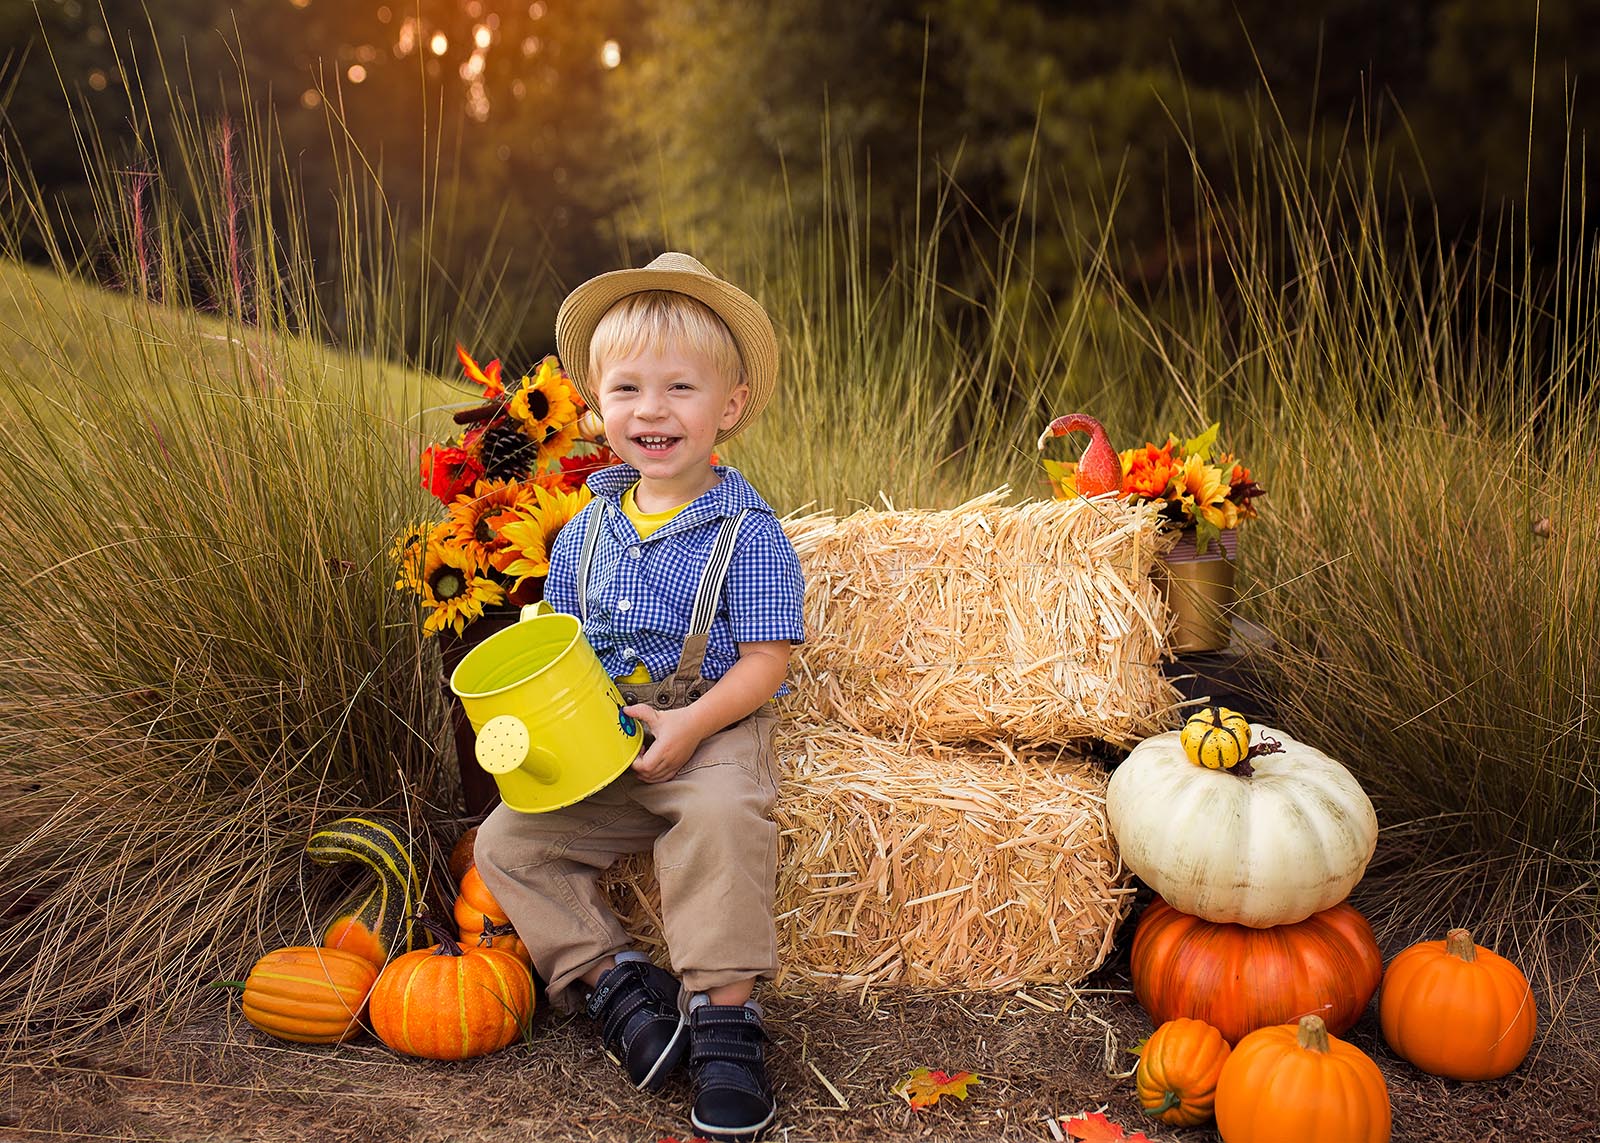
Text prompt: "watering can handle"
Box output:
[[520, 601, 554, 622]]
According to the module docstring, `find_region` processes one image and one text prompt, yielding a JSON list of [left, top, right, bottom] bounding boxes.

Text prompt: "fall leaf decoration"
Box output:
[[891, 1066, 982, 1110], [1057, 1110, 1154, 1143]]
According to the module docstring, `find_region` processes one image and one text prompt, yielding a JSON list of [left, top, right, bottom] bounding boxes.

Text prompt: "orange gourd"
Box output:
[[239, 945, 377, 1044], [453, 864, 510, 933], [1214, 1015, 1390, 1143], [1379, 928, 1537, 1080], [1134, 1017, 1231, 1127], [1130, 897, 1382, 1045], [369, 918, 534, 1060]]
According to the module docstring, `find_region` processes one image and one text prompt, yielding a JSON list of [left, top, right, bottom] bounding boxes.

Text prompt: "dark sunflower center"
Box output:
[[474, 516, 498, 544], [525, 390, 550, 421], [429, 567, 467, 601]]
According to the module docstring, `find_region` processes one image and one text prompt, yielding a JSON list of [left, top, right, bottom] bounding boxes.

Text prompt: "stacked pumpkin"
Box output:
[[232, 817, 535, 1060], [1110, 708, 1388, 1137], [1108, 710, 1539, 1140]]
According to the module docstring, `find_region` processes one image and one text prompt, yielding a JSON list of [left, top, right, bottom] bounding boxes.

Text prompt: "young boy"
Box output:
[[474, 252, 805, 1141]]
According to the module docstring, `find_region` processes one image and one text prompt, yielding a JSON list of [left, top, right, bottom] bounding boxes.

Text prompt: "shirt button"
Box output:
[[617, 598, 632, 612], [628, 546, 642, 559], [624, 647, 639, 660]]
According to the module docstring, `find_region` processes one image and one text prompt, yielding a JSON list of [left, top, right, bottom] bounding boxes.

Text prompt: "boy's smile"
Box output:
[[597, 347, 749, 511]]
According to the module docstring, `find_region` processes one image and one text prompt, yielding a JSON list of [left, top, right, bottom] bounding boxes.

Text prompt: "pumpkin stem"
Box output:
[[1295, 1015, 1331, 1053], [416, 910, 466, 957], [1150, 1091, 1184, 1116], [1231, 736, 1286, 780], [1445, 928, 1479, 962]]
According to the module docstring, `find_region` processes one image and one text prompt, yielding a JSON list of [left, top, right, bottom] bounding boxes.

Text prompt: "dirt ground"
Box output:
[[3, 951, 1597, 1143]]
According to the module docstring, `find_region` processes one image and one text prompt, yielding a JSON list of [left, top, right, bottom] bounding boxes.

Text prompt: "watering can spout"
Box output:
[[474, 714, 560, 784]]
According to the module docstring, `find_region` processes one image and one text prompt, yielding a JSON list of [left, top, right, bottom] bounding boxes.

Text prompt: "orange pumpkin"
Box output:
[[369, 923, 534, 1060], [240, 945, 377, 1044], [1379, 927, 1537, 1080], [1214, 1015, 1390, 1143], [1130, 897, 1382, 1045], [1135, 1017, 1231, 1126], [453, 865, 510, 932]]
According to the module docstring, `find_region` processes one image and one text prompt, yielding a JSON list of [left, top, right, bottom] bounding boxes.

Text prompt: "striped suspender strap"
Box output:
[[670, 509, 750, 688], [688, 510, 750, 638], [575, 501, 608, 625]]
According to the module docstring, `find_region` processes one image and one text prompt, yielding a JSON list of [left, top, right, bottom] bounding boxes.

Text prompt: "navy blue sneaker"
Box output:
[[688, 998, 775, 1140], [583, 955, 688, 1091]]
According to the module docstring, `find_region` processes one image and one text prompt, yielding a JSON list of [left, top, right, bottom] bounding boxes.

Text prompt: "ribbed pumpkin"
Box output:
[[452, 866, 531, 965], [1130, 897, 1382, 1045], [240, 945, 377, 1044], [306, 816, 425, 968], [1107, 724, 1377, 927], [448, 826, 479, 885], [369, 922, 534, 1060], [1214, 1015, 1390, 1143], [1379, 928, 1537, 1080], [1179, 706, 1251, 770], [1135, 1017, 1232, 1127]]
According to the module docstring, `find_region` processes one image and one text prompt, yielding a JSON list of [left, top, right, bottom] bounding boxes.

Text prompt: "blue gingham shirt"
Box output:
[[545, 464, 806, 693]]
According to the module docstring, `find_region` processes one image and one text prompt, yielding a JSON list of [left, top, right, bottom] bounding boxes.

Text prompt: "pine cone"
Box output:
[[479, 423, 538, 482]]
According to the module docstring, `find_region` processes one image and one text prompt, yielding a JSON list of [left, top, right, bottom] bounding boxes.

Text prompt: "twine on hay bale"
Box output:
[[602, 722, 1134, 994], [780, 488, 1182, 748]]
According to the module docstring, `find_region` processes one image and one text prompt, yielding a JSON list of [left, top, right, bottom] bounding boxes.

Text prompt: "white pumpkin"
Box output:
[[1106, 723, 1377, 928]]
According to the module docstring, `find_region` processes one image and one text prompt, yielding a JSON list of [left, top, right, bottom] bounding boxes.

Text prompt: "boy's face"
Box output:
[[595, 345, 748, 500]]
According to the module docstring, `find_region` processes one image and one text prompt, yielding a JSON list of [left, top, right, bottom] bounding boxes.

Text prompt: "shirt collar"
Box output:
[[586, 463, 770, 520]]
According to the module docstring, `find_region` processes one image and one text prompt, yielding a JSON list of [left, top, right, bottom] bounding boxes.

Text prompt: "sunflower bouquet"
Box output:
[[1044, 423, 1265, 554], [393, 346, 615, 636]]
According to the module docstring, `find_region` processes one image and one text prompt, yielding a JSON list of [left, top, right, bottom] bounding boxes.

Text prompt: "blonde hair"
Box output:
[[589, 290, 745, 392]]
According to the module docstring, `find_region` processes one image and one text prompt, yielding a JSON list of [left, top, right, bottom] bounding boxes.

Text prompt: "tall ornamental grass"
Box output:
[[0, 70, 470, 1053]]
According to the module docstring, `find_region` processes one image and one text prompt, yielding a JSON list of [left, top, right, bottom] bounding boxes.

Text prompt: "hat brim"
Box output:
[[555, 262, 777, 444]]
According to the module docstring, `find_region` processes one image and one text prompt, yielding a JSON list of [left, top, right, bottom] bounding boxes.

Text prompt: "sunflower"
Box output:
[[1173, 454, 1238, 530], [389, 521, 434, 591], [419, 540, 507, 637], [494, 484, 592, 588], [445, 478, 539, 567], [507, 355, 581, 456]]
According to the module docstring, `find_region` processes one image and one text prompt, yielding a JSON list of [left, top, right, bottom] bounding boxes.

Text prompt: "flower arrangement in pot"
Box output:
[[393, 347, 613, 636], [1040, 416, 1266, 652], [1041, 418, 1264, 555]]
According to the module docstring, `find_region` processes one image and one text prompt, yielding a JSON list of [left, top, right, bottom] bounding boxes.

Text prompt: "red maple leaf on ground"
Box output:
[[1058, 1109, 1153, 1143]]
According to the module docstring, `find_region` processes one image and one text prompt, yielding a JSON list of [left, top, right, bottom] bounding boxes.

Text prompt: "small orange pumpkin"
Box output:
[[1214, 1015, 1391, 1143], [240, 945, 377, 1044], [369, 917, 534, 1060], [1135, 1017, 1231, 1126], [1379, 927, 1537, 1080], [447, 826, 479, 885]]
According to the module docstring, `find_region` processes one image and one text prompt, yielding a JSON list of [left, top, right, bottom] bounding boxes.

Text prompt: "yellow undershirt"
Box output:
[[617, 483, 690, 683]]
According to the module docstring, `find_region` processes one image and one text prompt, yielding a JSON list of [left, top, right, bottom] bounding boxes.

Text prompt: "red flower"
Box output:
[[554, 446, 617, 493], [421, 445, 484, 504], [456, 344, 505, 399]]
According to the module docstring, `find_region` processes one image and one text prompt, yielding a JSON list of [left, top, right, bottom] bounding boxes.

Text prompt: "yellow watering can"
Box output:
[[449, 602, 643, 813]]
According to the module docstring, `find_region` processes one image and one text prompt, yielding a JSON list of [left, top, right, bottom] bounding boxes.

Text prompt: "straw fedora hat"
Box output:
[[555, 252, 777, 443]]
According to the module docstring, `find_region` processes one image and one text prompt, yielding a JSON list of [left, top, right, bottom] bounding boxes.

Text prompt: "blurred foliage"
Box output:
[[5, 0, 1600, 361]]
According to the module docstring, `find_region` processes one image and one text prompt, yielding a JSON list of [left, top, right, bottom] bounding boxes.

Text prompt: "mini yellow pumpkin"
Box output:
[[1180, 706, 1251, 769]]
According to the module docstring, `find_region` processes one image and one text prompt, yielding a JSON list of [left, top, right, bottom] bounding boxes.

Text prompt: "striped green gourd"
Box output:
[[306, 816, 424, 968]]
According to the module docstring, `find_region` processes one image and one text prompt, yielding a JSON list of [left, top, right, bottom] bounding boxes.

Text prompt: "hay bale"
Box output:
[[781, 490, 1181, 748], [602, 722, 1133, 993]]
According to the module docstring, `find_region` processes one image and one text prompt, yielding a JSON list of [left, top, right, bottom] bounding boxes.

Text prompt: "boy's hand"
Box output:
[[624, 703, 706, 783]]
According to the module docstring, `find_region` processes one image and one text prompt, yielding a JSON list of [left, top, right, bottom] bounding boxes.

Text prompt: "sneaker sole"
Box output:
[[636, 1013, 689, 1092], [689, 1106, 776, 1140]]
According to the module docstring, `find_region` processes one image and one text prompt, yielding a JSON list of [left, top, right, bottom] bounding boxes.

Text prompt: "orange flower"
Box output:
[[457, 344, 505, 399], [1120, 440, 1178, 500]]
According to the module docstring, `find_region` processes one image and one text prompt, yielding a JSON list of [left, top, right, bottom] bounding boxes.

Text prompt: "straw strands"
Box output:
[[603, 721, 1133, 993], [781, 490, 1181, 748]]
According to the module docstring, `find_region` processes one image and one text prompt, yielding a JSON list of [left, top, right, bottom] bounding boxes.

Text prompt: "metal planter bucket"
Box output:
[[448, 604, 642, 813]]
